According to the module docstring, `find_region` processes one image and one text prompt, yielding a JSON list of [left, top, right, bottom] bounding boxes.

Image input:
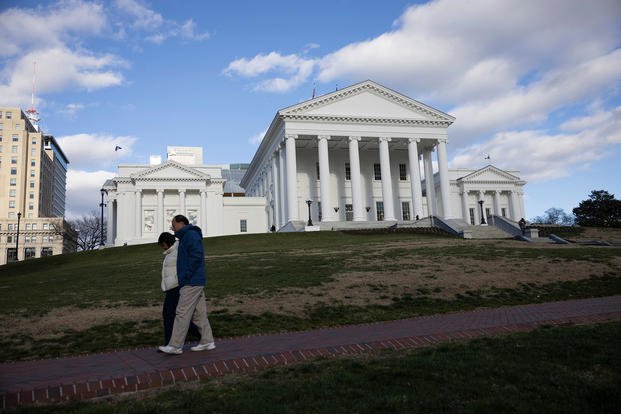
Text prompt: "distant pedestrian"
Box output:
[[270, 224, 276, 232], [518, 218, 526, 235], [159, 215, 216, 355], [157, 232, 201, 346]]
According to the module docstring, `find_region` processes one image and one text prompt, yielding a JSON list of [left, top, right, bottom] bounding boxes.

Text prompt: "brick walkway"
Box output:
[[2, 295, 620, 409]]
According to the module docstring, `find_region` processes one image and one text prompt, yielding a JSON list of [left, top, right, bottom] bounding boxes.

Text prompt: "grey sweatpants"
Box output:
[[168, 285, 215, 348]]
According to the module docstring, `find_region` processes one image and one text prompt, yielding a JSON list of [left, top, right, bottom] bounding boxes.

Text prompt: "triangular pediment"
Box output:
[[458, 165, 521, 182], [131, 160, 210, 181], [279, 80, 455, 124]]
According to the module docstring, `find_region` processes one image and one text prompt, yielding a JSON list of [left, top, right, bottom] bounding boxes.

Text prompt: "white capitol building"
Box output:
[[103, 80, 526, 246]]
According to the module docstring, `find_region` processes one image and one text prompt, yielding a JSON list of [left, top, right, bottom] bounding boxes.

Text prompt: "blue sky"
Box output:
[[1, 0, 620, 220]]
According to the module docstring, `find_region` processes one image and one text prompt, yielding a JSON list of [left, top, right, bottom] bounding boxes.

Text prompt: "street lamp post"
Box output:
[[100, 188, 107, 247], [305, 199, 313, 227], [478, 200, 486, 225], [15, 212, 22, 261]]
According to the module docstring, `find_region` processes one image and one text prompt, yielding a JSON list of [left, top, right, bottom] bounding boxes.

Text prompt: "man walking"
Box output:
[[159, 215, 215, 355]]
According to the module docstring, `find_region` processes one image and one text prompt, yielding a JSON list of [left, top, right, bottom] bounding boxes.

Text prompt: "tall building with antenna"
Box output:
[[0, 74, 77, 263]]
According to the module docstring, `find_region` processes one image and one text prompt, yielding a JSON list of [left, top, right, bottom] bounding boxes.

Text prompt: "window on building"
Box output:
[[10, 178, 17, 185], [316, 162, 320, 180], [0, 111, 2, 118], [7, 235, 13, 243], [25, 236, 30, 243], [32, 223, 37, 230], [5, 111, 12, 119], [43, 223, 49, 230], [240, 219, 247, 233], [32, 138, 36, 145], [29, 181, 34, 188], [26, 223, 31, 230], [501, 208, 507, 217], [24, 247, 35, 259], [29, 202, 34, 210], [469, 208, 475, 225], [345, 163, 351, 181], [374, 163, 381, 180], [31, 148, 36, 156], [30, 159, 35, 167], [402, 201, 411, 221], [317, 201, 322, 222], [9, 189, 15, 197], [9, 201, 14, 208], [485, 207, 491, 218], [399, 164, 407, 181], [0, 123, 3, 130], [30, 169, 35, 177], [11, 157, 17, 164], [31, 236, 37, 244], [376, 201, 384, 221], [10, 167, 17, 175], [8, 224, 14, 230], [12, 145, 17, 153], [41, 247, 53, 257], [345, 204, 353, 221], [12, 134, 18, 142], [8, 212, 15, 219], [29, 192, 34, 199], [14, 123, 20, 130], [6, 248, 17, 262]]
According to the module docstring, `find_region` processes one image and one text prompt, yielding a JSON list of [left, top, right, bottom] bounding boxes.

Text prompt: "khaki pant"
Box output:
[[168, 285, 215, 348]]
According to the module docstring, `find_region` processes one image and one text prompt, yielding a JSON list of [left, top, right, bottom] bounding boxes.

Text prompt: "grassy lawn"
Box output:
[[10, 321, 621, 413], [0, 230, 620, 361]]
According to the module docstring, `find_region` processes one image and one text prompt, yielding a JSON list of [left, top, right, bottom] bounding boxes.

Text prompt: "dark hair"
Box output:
[[158, 232, 176, 247], [172, 215, 189, 225]]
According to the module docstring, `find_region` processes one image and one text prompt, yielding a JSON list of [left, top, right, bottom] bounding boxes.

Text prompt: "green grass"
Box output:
[[11, 321, 621, 413]]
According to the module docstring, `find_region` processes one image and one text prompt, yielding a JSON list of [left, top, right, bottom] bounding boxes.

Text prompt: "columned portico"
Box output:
[[317, 135, 334, 221], [348, 136, 365, 221]]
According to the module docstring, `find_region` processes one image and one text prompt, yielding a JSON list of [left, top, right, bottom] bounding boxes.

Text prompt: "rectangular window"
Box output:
[[402, 201, 411, 220], [317, 201, 322, 222], [316, 162, 320, 180], [30, 170, 35, 177], [8, 212, 15, 219], [469, 208, 475, 225], [12, 134, 18, 142], [10, 178, 17, 185], [0, 123, 3, 130], [41, 247, 53, 257], [14, 123, 20, 130], [376, 201, 384, 221], [5, 111, 12, 119], [9, 200, 15, 208], [11, 157, 17, 164], [30, 181, 34, 188], [26, 223, 31, 230], [25, 235, 30, 243], [31, 148, 36, 156], [345, 204, 353, 221], [24, 247, 36, 259], [29, 202, 34, 210], [501, 208, 507, 217], [30, 159, 35, 166], [345, 163, 351, 181], [10, 167, 17, 175], [240, 219, 247, 233], [29, 192, 34, 199], [12, 145, 17, 153], [6, 248, 17, 262], [485, 207, 491, 218], [8, 224, 14, 230], [32, 223, 37, 230], [9, 189, 15, 197], [399, 164, 407, 181], [43, 223, 49, 230], [32, 138, 36, 145], [374, 163, 381, 180]]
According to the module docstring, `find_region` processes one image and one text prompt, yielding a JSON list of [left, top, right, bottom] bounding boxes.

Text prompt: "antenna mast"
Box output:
[[25, 60, 40, 131]]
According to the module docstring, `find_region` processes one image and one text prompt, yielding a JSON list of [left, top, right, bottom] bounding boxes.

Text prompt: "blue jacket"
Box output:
[[174, 224, 206, 287]]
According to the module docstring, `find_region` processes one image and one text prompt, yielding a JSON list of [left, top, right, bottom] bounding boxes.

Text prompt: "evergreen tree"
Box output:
[[572, 190, 621, 227]]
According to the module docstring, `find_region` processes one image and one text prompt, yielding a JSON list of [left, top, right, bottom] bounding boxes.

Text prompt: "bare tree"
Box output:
[[67, 211, 106, 251]]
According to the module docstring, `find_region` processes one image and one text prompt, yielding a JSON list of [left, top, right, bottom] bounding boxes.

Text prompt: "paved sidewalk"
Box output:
[[2, 295, 620, 409]]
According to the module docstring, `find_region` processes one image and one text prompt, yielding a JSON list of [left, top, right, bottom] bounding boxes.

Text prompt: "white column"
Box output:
[[200, 190, 207, 230], [510, 190, 519, 220], [178, 190, 186, 216], [156, 189, 164, 234], [271, 155, 280, 228], [407, 138, 424, 220], [106, 195, 114, 246], [461, 190, 469, 223], [278, 145, 287, 226], [135, 190, 142, 239], [436, 138, 451, 218], [423, 148, 436, 216], [378, 137, 395, 221], [317, 135, 334, 221], [493, 190, 501, 216], [348, 136, 365, 221], [285, 134, 299, 221]]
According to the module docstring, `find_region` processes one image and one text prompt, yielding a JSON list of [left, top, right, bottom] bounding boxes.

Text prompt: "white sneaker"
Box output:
[[158, 345, 183, 355], [191, 342, 216, 352]]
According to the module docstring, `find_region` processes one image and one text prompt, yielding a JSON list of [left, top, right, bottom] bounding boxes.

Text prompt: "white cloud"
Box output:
[[224, 52, 316, 93], [65, 169, 116, 219], [59, 103, 86, 118], [57, 133, 137, 170], [451, 106, 621, 182], [114, 0, 163, 30], [249, 129, 267, 146]]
